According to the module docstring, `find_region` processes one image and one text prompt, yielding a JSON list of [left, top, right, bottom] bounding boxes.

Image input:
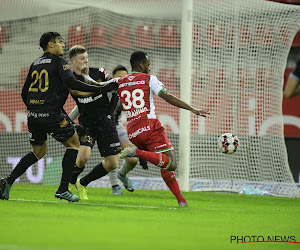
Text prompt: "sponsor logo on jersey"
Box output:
[[110, 142, 121, 148], [29, 99, 45, 105], [33, 58, 52, 65], [125, 107, 148, 118], [128, 125, 150, 139], [119, 80, 145, 88], [77, 93, 103, 104], [27, 111, 49, 118]]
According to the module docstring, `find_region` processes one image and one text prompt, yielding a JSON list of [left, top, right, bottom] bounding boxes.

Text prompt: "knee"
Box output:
[[33, 144, 47, 159], [35, 150, 46, 159], [64, 132, 80, 148], [167, 158, 177, 171], [76, 155, 89, 167], [103, 158, 119, 172], [126, 157, 138, 167], [168, 164, 177, 171]]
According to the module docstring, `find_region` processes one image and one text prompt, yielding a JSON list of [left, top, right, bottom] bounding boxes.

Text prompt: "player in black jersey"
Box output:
[[67, 45, 121, 200], [0, 32, 105, 202]]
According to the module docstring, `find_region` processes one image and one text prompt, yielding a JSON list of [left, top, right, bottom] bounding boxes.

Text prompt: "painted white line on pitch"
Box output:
[[0, 244, 72, 250], [10, 198, 178, 210]]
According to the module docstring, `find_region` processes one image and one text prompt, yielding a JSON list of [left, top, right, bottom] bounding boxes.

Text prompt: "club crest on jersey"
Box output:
[[127, 76, 135, 81]]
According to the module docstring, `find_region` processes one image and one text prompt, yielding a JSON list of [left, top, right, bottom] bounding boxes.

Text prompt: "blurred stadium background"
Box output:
[[0, 0, 300, 196]]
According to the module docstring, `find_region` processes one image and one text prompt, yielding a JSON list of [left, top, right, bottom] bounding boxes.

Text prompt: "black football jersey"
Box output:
[[21, 52, 73, 112], [71, 67, 117, 122]]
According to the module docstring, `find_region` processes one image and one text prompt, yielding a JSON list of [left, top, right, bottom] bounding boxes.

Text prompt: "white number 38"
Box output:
[[121, 89, 145, 110]]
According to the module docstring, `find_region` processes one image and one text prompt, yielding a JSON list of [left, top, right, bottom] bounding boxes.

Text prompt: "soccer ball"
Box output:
[[218, 133, 239, 154]]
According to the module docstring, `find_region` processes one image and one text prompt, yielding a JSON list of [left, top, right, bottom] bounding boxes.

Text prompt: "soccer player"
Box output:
[[112, 65, 148, 193], [0, 32, 105, 202], [67, 45, 122, 199], [93, 51, 210, 207], [284, 58, 300, 98]]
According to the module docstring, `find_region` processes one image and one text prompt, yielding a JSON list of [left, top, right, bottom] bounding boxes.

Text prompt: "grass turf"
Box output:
[[0, 184, 299, 250]]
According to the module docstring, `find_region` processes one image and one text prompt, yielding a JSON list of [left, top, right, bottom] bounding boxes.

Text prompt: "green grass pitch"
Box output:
[[0, 184, 299, 250]]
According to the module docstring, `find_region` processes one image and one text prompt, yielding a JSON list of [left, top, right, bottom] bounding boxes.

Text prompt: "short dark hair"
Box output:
[[69, 45, 87, 59], [112, 65, 128, 76], [130, 51, 148, 68], [39, 32, 62, 50]]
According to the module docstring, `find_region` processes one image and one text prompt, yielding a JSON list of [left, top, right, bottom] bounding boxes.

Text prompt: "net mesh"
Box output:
[[0, 0, 299, 197]]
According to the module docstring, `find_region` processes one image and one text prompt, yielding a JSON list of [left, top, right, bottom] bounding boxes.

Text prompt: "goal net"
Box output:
[[0, 0, 299, 197]]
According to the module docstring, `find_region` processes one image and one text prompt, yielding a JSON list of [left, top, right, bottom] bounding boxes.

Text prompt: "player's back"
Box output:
[[25, 52, 70, 112], [118, 72, 164, 126]]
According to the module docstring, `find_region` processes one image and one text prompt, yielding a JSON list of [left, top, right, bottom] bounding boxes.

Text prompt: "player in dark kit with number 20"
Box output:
[[0, 32, 104, 202]]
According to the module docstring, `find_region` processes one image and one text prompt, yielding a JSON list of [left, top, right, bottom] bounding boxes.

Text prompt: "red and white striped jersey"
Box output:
[[117, 72, 166, 126]]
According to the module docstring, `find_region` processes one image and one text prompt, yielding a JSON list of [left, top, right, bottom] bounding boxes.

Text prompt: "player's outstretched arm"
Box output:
[[159, 90, 210, 117], [64, 76, 103, 92]]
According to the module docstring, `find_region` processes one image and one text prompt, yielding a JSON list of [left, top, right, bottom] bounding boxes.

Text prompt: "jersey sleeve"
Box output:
[[57, 57, 75, 81], [149, 75, 167, 96], [21, 67, 32, 105], [90, 67, 112, 82], [291, 59, 300, 81], [99, 67, 111, 81], [100, 78, 119, 92]]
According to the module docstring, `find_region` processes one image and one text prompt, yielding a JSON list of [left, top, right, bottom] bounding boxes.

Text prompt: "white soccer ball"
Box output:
[[218, 133, 239, 154]]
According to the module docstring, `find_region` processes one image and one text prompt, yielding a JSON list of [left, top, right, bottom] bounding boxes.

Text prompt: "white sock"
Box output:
[[108, 169, 119, 187], [119, 160, 135, 176]]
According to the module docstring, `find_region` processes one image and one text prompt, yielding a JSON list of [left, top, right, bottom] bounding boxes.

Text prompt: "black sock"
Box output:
[[70, 165, 85, 184], [80, 162, 108, 186], [57, 148, 78, 193], [7, 152, 39, 185]]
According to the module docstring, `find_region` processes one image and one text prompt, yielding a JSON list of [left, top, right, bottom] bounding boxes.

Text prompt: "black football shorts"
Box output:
[[79, 115, 121, 157], [27, 110, 75, 145]]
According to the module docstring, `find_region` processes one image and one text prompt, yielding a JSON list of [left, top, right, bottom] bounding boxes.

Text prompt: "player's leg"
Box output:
[[121, 144, 175, 170], [121, 119, 188, 206], [77, 154, 120, 199], [0, 119, 47, 200], [121, 119, 175, 170], [160, 150, 188, 207], [108, 169, 123, 195], [118, 140, 137, 192], [50, 112, 80, 202], [70, 145, 91, 185], [69, 126, 95, 197], [77, 118, 121, 199]]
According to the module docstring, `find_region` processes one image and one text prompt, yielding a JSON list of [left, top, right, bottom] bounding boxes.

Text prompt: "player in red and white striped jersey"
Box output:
[[88, 51, 209, 207]]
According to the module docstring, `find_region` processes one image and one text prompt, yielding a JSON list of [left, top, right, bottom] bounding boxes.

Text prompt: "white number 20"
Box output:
[[121, 89, 145, 110]]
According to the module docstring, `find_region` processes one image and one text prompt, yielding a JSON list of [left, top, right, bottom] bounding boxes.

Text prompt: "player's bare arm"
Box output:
[[159, 90, 210, 117], [284, 77, 300, 98]]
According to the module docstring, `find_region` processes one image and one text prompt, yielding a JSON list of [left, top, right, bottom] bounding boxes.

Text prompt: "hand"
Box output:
[[139, 157, 148, 170], [192, 108, 210, 117], [81, 64, 89, 75]]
